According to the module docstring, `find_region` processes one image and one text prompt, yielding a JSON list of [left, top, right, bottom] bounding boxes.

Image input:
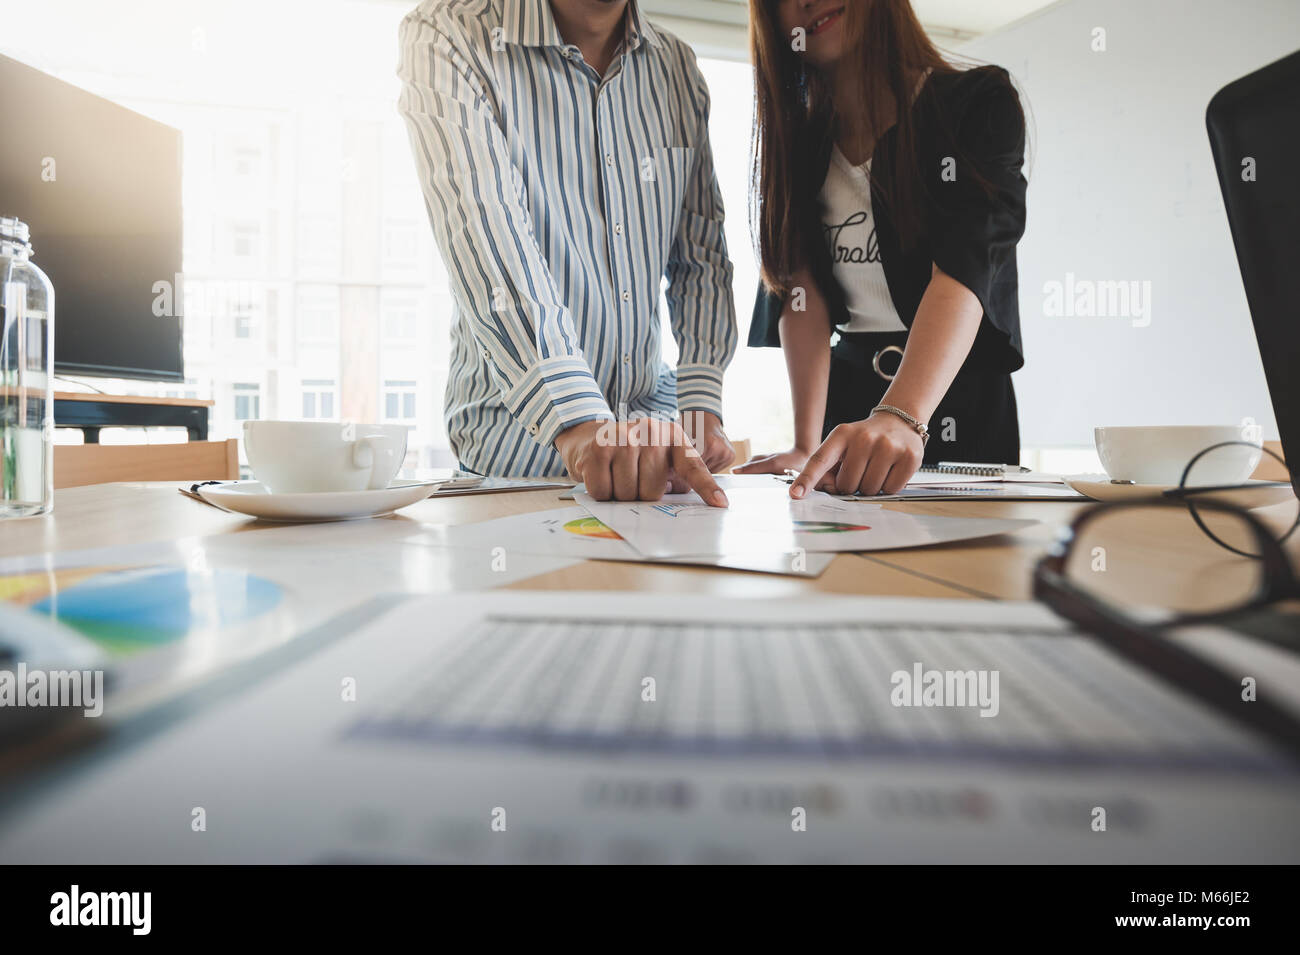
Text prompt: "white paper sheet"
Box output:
[[576, 485, 1038, 558], [2, 592, 1294, 864], [417, 506, 835, 577], [908, 469, 1066, 485], [905, 472, 996, 485]]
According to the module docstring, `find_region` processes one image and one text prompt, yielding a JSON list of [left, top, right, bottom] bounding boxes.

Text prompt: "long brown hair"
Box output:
[[750, 0, 958, 294]]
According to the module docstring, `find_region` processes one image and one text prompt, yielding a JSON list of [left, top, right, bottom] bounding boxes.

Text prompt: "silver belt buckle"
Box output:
[[872, 345, 904, 381]]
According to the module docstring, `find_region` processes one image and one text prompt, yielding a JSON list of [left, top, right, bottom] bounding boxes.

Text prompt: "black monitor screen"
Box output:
[[1208, 49, 1300, 497], [0, 52, 183, 381]]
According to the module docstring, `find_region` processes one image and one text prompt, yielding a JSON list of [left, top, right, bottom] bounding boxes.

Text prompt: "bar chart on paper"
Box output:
[[344, 610, 1280, 772]]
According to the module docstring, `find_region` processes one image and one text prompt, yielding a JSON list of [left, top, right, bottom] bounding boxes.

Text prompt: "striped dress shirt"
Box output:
[[397, 0, 737, 476]]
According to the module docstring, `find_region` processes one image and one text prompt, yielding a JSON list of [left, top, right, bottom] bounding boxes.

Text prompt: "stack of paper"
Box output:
[[426, 475, 1036, 579], [420, 504, 837, 577]]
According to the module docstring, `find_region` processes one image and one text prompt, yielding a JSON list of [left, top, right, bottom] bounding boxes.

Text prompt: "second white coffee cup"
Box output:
[[1094, 425, 1261, 486], [243, 420, 408, 494]]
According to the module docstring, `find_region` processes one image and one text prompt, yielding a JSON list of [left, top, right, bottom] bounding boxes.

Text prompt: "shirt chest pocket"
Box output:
[[638, 145, 695, 264]]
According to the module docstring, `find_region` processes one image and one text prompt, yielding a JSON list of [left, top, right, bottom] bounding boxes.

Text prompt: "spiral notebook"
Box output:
[[909, 463, 1066, 486], [862, 482, 1085, 501]]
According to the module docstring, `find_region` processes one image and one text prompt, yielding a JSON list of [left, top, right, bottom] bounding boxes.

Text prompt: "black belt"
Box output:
[[832, 331, 909, 381]]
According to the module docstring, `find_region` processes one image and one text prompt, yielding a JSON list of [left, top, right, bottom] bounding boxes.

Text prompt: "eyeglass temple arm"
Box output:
[[1038, 568, 1300, 765]]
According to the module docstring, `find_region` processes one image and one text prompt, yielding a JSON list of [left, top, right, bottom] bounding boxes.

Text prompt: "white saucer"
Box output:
[[197, 480, 438, 522], [1065, 475, 1294, 508]]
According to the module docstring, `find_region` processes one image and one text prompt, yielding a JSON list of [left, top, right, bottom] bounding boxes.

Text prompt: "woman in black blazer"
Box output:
[[737, 0, 1028, 497]]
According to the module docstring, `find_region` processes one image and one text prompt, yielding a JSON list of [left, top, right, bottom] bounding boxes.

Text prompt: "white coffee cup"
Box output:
[[243, 420, 408, 494], [1094, 425, 1262, 486]]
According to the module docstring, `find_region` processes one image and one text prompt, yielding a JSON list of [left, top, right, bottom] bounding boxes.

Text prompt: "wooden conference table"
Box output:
[[5, 480, 1297, 605]]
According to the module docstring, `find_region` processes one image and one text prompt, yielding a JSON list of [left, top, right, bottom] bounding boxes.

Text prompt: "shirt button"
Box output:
[[527, 424, 539, 436], [622, 354, 631, 364], [605, 153, 614, 166], [621, 290, 630, 302], [614, 223, 623, 235]]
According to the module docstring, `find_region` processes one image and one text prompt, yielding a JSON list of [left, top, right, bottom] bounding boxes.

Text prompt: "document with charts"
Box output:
[[575, 484, 1037, 558], [2, 592, 1295, 864]]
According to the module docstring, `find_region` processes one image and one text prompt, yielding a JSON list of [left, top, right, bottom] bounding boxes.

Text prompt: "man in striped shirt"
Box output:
[[398, 0, 737, 504]]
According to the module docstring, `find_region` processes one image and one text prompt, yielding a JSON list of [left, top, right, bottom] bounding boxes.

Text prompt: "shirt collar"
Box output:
[[500, 0, 663, 52]]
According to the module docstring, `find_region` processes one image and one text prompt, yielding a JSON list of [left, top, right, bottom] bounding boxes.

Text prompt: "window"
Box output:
[[383, 379, 417, 421], [382, 297, 418, 342], [233, 383, 261, 421], [297, 213, 341, 271], [232, 145, 262, 178], [231, 221, 261, 259], [301, 379, 336, 419], [2, 0, 461, 470], [228, 284, 260, 339], [296, 287, 339, 342], [383, 219, 419, 268]]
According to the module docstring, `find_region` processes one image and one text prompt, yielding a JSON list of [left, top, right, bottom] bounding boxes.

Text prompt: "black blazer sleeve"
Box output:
[[748, 281, 783, 348], [926, 68, 1028, 369], [747, 239, 845, 349]]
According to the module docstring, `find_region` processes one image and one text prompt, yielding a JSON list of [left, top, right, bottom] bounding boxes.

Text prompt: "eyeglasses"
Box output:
[[1164, 441, 1298, 557], [1034, 494, 1300, 761]]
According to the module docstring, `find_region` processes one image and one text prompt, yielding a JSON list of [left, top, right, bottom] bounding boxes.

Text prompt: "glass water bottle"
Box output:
[[1, 216, 55, 518]]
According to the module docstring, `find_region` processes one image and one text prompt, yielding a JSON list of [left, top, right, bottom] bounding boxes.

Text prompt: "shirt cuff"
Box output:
[[675, 362, 725, 421], [501, 355, 614, 448]]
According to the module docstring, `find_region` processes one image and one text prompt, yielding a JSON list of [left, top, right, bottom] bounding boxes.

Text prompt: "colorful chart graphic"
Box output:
[[0, 565, 283, 655], [792, 520, 872, 534], [562, 516, 624, 541]]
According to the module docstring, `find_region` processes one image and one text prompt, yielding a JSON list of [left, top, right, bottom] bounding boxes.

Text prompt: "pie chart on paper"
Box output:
[[562, 516, 623, 541], [792, 520, 872, 534]]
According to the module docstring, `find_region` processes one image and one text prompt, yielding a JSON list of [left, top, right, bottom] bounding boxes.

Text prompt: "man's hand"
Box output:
[[789, 412, 924, 498], [555, 418, 729, 506], [679, 411, 734, 475]]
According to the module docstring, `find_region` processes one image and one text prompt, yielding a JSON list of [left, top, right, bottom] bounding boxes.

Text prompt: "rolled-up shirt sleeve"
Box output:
[[397, 15, 613, 448], [665, 55, 737, 422]]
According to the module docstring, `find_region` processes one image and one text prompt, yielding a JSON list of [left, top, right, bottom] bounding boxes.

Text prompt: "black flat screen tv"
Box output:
[[0, 52, 184, 381]]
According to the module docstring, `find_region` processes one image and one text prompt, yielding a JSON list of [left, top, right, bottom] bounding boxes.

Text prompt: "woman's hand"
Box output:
[[790, 412, 924, 498], [733, 447, 814, 475]]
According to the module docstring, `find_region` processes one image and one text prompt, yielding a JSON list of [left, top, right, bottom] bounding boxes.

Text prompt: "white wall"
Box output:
[[961, 0, 1300, 447]]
